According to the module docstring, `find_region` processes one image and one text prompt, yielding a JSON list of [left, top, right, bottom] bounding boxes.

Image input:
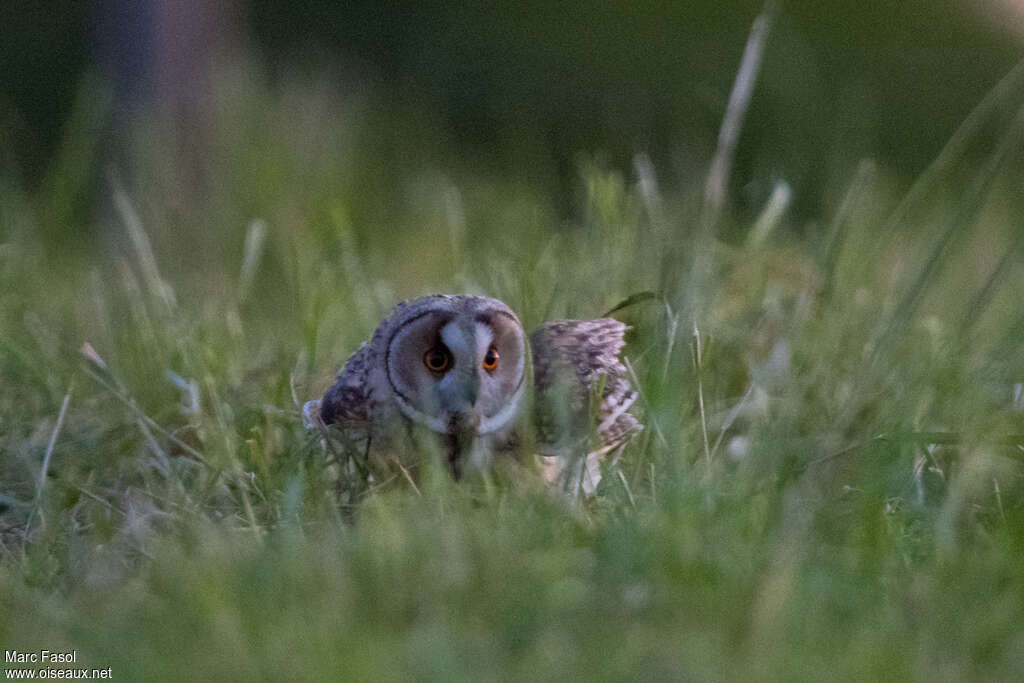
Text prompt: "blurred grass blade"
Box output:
[[702, 0, 777, 231], [82, 346, 210, 468], [686, 2, 777, 324], [691, 323, 711, 467], [809, 431, 1024, 468], [112, 178, 177, 313], [883, 57, 1024, 234], [958, 234, 1024, 340], [633, 152, 664, 225], [820, 159, 876, 295], [874, 104, 1024, 357], [37, 76, 111, 247], [239, 218, 267, 303], [602, 291, 658, 317], [23, 387, 72, 535], [747, 180, 791, 248]]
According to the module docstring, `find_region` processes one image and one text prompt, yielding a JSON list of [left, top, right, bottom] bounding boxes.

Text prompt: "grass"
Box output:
[[2, 55, 1024, 681]]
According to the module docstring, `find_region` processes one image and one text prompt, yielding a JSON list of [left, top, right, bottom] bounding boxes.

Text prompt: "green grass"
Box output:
[[2, 61, 1024, 681]]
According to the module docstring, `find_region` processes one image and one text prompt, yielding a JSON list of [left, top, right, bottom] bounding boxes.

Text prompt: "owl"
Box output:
[[304, 295, 641, 492]]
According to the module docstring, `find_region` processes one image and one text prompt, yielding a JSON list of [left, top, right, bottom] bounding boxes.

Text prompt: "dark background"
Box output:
[[2, 0, 1021, 223]]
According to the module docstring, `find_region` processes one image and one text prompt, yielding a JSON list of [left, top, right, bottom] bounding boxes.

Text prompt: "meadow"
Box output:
[[2, 49, 1024, 680]]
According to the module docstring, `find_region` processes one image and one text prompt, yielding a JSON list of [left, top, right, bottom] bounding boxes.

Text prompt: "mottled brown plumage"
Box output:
[[306, 295, 641, 489], [530, 318, 640, 449]]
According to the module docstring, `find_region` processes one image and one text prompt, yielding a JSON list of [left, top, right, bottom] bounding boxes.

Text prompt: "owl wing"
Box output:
[[318, 342, 374, 427], [303, 343, 371, 439], [530, 318, 642, 452]]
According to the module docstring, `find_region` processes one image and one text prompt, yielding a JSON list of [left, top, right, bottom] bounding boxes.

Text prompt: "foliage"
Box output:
[[1, 60, 1024, 681]]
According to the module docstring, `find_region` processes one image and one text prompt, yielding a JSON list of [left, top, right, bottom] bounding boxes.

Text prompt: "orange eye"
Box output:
[[423, 347, 451, 373], [482, 346, 499, 373]]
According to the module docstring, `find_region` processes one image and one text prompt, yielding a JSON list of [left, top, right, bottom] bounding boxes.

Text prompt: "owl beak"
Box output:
[[460, 373, 479, 408], [441, 368, 481, 433], [449, 409, 481, 433], [456, 377, 480, 424]]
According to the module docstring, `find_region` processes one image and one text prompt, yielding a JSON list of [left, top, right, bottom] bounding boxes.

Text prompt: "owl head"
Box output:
[[381, 295, 528, 436]]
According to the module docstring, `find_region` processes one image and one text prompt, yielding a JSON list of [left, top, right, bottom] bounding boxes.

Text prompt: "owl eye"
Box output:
[[423, 346, 451, 373], [482, 346, 499, 373]]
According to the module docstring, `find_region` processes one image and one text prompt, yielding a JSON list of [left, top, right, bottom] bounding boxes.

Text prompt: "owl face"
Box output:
[[383, 297, 527, 436]]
